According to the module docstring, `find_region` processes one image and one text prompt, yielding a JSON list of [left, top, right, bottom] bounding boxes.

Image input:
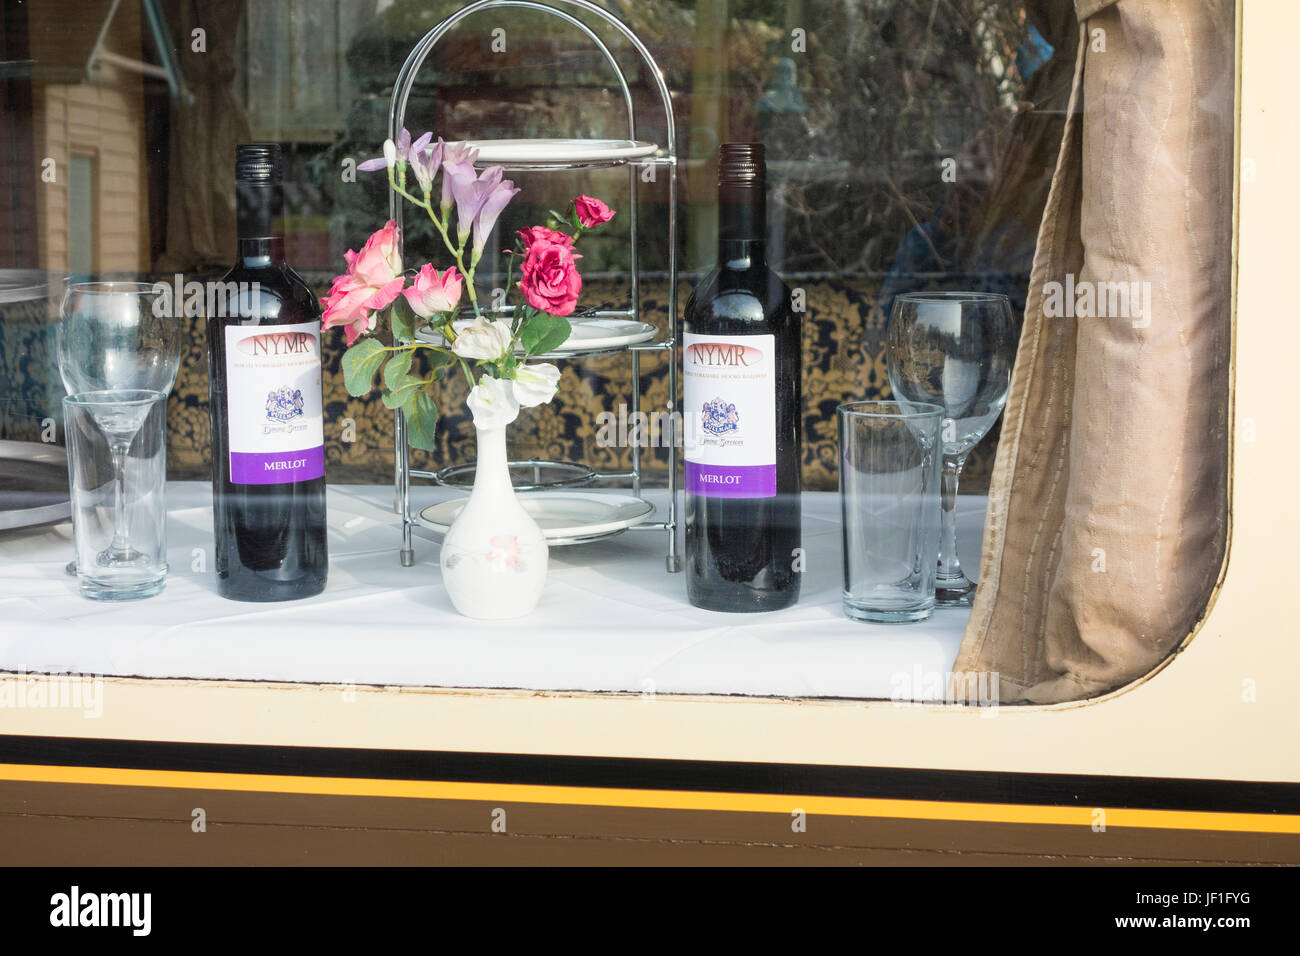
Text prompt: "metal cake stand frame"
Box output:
[[386, 0, 681, 571]]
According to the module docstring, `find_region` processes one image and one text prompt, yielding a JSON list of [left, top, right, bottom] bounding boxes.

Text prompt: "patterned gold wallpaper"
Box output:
[[0, 276, 1000, 493]]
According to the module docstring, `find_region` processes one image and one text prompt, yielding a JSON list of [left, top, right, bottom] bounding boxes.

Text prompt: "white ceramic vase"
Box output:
[[439, 425, 548, 619]]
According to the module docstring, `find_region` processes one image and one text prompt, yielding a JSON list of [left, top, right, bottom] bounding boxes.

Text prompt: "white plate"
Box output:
[[419, 492, 654, 544], [415, 317, 658, 354], [0, 441, 69, 531], [451, 138, 658, 165]]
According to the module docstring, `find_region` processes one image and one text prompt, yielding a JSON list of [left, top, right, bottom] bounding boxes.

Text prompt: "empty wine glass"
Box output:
[[887, 291, 1016, 606], [57, 282, 180, 571]]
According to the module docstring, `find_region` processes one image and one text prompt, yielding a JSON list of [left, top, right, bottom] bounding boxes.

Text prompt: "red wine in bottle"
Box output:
[[206, 143, 328, 601], [683, 143, 802, 612]]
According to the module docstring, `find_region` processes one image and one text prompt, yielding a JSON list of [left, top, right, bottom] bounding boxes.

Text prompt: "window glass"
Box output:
[[0, 0, 1214, 498]]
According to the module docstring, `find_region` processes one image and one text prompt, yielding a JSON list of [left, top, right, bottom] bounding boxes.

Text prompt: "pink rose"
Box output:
[[344, 219, 403, 288], [518, 237, 582, 317], [323, 221, 405, 345], [573, 194, 614, 227], [402, 264, 463, 318], [516, 225, 574, 250]]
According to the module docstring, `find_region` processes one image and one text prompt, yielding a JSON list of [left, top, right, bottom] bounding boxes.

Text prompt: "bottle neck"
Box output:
[[236, 181, 286, 268], [717, 184, 766, 269], [237, 236, 287, 268]]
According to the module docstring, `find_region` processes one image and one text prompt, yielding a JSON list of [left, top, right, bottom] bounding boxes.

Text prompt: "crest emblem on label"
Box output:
[[701, 397, 740, 436], [265, 386, 306, 423]]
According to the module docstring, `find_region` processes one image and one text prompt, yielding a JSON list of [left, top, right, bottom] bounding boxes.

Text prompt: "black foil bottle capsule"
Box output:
[[206, 144, 328, 601], [683, 143, 802, 611]]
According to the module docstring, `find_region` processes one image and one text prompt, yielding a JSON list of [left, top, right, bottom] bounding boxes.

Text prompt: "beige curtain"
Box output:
[[954, 0, 1233, 704], [156, 0, 250, 273]]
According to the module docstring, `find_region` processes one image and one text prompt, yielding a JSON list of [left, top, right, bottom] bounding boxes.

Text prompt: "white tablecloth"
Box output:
[[0, 483, 986, 700]]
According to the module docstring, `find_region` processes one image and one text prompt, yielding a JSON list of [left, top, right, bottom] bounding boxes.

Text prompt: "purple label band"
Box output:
[[686, 462, 776, 499], [230, 446, 325, 485]]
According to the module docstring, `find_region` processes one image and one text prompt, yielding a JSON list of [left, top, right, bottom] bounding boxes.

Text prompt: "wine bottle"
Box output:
[[206, 143, 328, 601], [683, 143, 802, 612]]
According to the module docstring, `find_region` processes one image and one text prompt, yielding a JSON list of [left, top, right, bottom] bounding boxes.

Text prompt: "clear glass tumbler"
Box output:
[[63, 389, 168, 600], [838, 401, 944, 623]]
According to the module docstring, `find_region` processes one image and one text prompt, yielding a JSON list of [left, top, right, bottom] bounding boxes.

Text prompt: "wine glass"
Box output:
[[886, 291, 1016, 606], [57, 282, 180, 570]]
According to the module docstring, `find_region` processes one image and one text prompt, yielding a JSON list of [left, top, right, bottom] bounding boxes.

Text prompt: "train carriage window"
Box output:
[[0, 0, 1233, 706]]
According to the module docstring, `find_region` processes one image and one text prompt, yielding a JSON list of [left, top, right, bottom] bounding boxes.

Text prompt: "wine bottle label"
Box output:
[[683, 332, 777, 498], [223, 320, 325, 484]]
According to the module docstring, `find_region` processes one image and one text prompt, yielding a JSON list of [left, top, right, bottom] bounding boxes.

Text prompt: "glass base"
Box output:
[[843, 599, 934, 624], [935, 576, 976, 607], [95, 545, 151, 568], [78, 576, 166, 601]]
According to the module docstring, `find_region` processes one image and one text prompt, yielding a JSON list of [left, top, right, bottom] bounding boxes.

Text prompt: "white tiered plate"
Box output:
[[419, 492, 654, 545], [415, 317, 658, 354], [450, 138, 658, 166], [0, 441, 69, 531]]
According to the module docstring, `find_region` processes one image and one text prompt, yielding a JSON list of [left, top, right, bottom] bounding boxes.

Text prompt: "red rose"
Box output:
[[518, 237, 582, 317], [573, 194, 614, 227], [516, 225, 574, 250]]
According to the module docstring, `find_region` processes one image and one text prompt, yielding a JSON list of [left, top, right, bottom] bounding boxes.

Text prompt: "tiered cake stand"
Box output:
[[386, 0, 680, 571]]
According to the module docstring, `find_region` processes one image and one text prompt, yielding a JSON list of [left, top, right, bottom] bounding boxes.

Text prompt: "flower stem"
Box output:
[[502, 253, 517, 332], [420, 201, 479, 317], [386, 171, 472, 312], [457, 357, 475, 391], [377, 342, 456, 358]]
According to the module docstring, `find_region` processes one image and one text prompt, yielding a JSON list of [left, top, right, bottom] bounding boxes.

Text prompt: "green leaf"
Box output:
[[424, 348, 452, 371], [341, 338, 386, 396], [382, 373, 421, 409], [383, 349, 413, 389], [520, 312, 571, 356], [570, 208, 583, 232], [510, 304, 530, 336], [389, 296, 415, 344], [402, 390, 438, 451]]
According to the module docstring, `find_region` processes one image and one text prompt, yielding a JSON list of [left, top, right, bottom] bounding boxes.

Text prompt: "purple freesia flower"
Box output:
[[450, 166, 501, 242], [440, 141, 480, 212], [450, 166, 519, 254], [357, 128, 433, 172], [410, 137, 445, 195], [472, 177, 520, 255]]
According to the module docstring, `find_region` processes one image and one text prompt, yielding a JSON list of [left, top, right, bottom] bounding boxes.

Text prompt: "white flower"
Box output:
[[451, 315, 514, 361], [512, 363, 561, 407], [466, 375, 519, 429], [382, 138, 398, 168]]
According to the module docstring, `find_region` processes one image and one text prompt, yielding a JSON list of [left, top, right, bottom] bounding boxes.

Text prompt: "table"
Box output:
[[0, 484, 985, 700]]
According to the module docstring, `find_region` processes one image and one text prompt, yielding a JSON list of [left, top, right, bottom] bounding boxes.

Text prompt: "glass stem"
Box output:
[[109, 439, 132, 553], [938, 453, 967, 583]]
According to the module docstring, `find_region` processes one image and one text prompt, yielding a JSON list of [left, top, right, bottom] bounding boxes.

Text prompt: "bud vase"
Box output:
[[439, 425, 548, 618]]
